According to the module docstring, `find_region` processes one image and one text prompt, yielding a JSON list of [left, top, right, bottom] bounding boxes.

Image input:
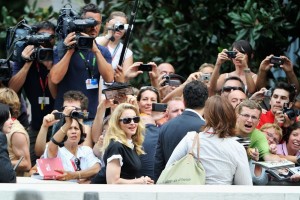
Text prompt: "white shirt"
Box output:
[[166, 131, 252, 185], [43, 145, 101, 172]]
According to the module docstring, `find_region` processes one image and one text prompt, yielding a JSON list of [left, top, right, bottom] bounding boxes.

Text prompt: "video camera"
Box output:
[[6, 20, 54, 63], [53, 110, 87, 120], [56, 4, 98, 50]]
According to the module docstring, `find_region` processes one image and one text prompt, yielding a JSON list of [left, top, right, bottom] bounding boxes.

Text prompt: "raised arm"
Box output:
[[8, 45, 35, 92], [50, 32, 76, 84]]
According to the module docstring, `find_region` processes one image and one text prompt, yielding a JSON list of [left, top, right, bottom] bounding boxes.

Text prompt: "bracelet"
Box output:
[[77, 171, 81, 179], [60, 127, 66, 134], [243, 68, 251, 73], [51, 137, 61, 146]]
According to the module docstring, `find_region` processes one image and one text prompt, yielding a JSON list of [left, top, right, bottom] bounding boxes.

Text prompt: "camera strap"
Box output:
[[36, 63, 48, 110], [79, 51, 96, 79]]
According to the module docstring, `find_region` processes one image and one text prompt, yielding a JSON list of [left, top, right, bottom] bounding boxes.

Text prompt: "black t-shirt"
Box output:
[[0, 132, 16, 183], [13, 61, 54, 130], [91, 139, 141, 184]]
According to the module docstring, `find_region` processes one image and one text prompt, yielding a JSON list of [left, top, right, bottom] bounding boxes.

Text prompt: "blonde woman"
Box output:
[[91, 103, 153, 184]]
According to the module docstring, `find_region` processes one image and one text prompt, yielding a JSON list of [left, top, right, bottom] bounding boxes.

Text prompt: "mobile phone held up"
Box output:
[[270, 56, 284, 65], [152, 103, 167, 112], [138, 64, 152, 71]]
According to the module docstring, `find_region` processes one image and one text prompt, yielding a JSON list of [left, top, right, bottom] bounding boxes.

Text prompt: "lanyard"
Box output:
[[79, 51, 96, 79], [36, 63, 48, 110]]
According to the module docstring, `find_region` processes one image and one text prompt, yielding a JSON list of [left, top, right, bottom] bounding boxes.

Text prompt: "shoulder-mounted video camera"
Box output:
[[6, 20, 54, 63], [56, 4, 98, 50]]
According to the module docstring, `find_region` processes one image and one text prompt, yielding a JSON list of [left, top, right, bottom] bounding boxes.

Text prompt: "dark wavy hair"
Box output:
[[0, 103, 10, 131]]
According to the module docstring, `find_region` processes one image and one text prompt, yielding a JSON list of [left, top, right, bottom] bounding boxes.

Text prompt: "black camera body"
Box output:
[[226, 51, 237, 59], [161, 74, 185, 87], [56, 5, 97, 50], [283, 104, 297, 120], [6, 21, 54, 63], [54, 110, 86, 120], [270, 56, 284, 65]]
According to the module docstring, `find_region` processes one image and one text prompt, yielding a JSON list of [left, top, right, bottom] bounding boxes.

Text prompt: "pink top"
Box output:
[[277, 142, 300, 156]]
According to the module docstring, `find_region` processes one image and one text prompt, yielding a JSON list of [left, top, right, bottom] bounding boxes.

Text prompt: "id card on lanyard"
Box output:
[[79, 51, 98, 90], [36, 63, 50, 110]]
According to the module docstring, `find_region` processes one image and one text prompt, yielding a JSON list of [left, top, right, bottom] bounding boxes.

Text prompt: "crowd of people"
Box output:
[[1, 2, 300, 186]]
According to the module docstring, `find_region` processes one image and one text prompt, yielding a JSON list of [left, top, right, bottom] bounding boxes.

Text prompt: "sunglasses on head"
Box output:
[[119, 116, 140, 124], [74, 158, 81, 171], [222, 86, 244, 93]]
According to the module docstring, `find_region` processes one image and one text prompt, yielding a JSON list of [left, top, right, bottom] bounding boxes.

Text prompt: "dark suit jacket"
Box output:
[[154, 110, 205, 181], [0, 132, 16, 183]]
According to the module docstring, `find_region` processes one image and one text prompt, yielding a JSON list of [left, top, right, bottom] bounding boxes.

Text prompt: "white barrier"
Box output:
[[1, 183, 300, 200]]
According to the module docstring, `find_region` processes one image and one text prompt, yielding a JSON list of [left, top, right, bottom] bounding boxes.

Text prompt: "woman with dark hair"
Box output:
[[43, 107, 101, 182], [210, 40, 257, 95], [166, 95, 252, 185], [0, 103, 16, 183], [277, 122, 300, 161], [137, 86, 160, 116]]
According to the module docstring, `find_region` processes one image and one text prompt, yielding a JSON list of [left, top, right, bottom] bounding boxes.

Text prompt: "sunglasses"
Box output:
[[74, 158, 81, 171], [140, 86, 159, 93], [61, 106, 82, 111], [119, 116, 140, 124], [222, 86, 244, 93]]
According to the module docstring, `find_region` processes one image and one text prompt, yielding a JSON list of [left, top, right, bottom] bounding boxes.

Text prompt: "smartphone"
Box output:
[[270, 56, 284, 65], [152, 103, 167, 112], [138, 64, 152, 71], [225, 51, 237, 59]]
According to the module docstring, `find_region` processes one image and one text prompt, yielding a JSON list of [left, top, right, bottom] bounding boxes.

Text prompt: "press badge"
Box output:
[[38, 97, 50, 105], [86, 78, 98, 89]]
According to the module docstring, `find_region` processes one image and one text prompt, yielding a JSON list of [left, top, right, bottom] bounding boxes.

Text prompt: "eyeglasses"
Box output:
[[222, 86, 244, 93], [262, 131, 279, 144], [74, 158, 81, 171], [239, 113, 259, 122], [119, 116, 140, 124]]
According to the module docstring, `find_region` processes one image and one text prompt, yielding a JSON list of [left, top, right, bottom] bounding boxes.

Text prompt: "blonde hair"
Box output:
[[0, 87, 20, 118], [198, 63, 214, 72], [102, 103, 145, 155], [260, 123, 283, 141]]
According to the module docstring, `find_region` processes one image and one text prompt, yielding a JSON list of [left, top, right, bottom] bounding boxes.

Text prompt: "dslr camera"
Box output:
[[54, 110, 86, 120], [56, 4, 98, 50], [6, 20, 54, 63], [283, 103, 297, 121]]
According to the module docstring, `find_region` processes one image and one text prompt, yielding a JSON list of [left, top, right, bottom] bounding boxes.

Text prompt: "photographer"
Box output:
[[8, 21, 56, 167], [257, 82, 297, 130], [256, 55, 299, 94], [50, 3, 114, 127], [96, 11, 133, 85]]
